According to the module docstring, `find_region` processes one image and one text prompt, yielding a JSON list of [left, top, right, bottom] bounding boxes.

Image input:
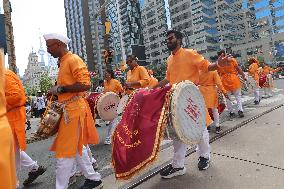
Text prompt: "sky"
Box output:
[[6, 0, 67, 76]]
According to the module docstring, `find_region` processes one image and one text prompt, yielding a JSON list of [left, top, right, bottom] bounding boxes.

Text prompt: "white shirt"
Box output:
[[36, 96, 46, 110]]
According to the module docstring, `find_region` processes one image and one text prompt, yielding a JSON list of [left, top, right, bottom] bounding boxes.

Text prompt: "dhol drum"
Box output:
[[241, 76, 256, 95], [263, 74, 273, 88], [116, 95, 129, 115], [259, 73, 267, 88], [27, 101, 63, 144], [87, 92, 120, 121], [168, 81, 206, 145]]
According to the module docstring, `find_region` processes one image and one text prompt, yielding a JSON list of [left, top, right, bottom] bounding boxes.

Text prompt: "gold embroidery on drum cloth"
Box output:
[[113, 90, 171, 180]]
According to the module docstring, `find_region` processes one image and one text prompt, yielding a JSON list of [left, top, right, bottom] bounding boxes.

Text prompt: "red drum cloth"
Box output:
[[259, 73, 267, 88], [86, 92, 101, 118], [112, 86, 171, 180]]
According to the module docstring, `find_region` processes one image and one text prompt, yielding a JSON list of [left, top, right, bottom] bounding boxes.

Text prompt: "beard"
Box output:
[[167, 42, 177, 51]]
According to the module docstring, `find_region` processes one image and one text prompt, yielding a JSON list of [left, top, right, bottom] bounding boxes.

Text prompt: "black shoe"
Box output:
[[95, 124, 101, 127], [198, 157, 210, 170], [26, 126, 31, 130], [254, 100, 259, 105], [79, 179, 103, 189], [23, 166, 46, 186], [229, 112, 235, 118], [160, 164, 186, 179], [238, 110, 244, 118], [215, 127, 221, 134], [207, 126, 211, 131]]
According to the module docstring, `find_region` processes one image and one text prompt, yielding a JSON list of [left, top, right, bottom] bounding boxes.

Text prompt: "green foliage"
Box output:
[[39, 74, 53, 93], [24, 85, 38, 96]]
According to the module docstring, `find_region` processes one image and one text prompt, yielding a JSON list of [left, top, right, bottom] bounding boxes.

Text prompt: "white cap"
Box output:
[[43, 33, 71, 45]]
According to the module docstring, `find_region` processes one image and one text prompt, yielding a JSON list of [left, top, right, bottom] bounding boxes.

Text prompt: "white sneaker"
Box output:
[[104, 138, 111, 145]]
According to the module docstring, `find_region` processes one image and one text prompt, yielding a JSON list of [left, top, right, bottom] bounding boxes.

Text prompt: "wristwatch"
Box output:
[[57, 86, 65, 94]]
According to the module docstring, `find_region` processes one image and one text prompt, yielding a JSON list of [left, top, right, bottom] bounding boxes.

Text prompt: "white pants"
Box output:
[[226, 89, 243, 112], [56, 146, 101, 189], [106, 116, 121, 140], [15, 143, 39, 173], [212, 108, 220, 127], [70, 145, 97, 176], [172, 129, 210, 168], [254, 88, 260, 101]]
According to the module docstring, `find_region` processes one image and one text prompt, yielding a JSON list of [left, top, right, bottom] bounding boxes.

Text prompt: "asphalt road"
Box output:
[[18, 79, 284, 189]]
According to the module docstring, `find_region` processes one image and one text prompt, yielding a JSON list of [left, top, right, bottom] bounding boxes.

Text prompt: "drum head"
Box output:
[[170, 81, 206, 145], [117, 95, 129, 115], [97, 92, 120, 121]]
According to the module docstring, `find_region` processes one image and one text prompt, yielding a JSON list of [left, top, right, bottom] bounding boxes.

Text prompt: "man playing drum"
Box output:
[[0, 49, 17, 189], [44, 33, 103, 189], [260, 63, 281, 97], [153, 30, 233, 178], [5, 69, 47, 187], [125, 55, 151, 92], [248, 57, 261, 104], [217, 50, 247, 118], [199, 70, 227, 134], [103, 69, 124, 145]]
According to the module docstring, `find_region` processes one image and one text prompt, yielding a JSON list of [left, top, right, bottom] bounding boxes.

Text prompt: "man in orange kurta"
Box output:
[[103, 69, 123, 145], [217, 50, 246, 118], [153, 30, 233, 179], [199, 70, 227, 134], [260, 63, 281, 97], [125, 55, 150, 92], [248, 57, 260, 104], [5, 69, 46, 186], [0, 49, 16, 189], [44, 33, 102, 189]]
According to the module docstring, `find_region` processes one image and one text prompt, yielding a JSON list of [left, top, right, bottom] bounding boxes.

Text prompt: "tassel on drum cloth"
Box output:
[[62, 105, 70, 124]]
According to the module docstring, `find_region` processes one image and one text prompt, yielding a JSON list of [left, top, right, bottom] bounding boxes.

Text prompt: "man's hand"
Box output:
[[49, 86, 59, 95], [217, 55, 233, 67]]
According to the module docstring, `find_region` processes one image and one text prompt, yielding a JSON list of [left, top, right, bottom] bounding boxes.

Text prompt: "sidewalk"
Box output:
[[101, 94, 284, 189]]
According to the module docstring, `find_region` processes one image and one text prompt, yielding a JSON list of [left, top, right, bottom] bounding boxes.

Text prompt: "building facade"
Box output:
[[23, 52, 48, 89], [168, 0, 284, 64], [141, 0, 169, 66]]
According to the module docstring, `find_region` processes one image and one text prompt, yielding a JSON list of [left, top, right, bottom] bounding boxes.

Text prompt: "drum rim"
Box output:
[[96, 92, 120, 121], [169, 80, 206, 145]]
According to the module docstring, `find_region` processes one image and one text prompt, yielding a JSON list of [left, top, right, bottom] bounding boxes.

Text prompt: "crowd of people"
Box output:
[[0, 30, 281, 189]]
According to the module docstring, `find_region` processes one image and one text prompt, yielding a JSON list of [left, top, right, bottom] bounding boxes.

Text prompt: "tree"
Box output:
[[24, 85, 38, 96], [39, 73, 53, 93]]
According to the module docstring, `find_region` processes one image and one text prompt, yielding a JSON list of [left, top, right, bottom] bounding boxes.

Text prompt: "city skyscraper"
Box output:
[[141, 0, 169, 66]]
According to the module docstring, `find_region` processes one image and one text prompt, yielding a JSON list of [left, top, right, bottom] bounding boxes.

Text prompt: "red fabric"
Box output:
[[112, 86, 171, 180], [208, 103, 226, 121], [86, 92, 101, 118], [259, 73, 267, 88]]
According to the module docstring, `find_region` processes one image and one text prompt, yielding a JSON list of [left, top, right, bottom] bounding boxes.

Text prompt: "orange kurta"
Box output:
[[50, 52, 92, 158], [0, 50, 16, 189], [248, 62, 259, 86], [148, 76, 159, 88], [104, 78, 123, 94], [126, 66, 150, 89], [5, 69, 27, 151], [199, 70, 226, 108], [166, 48, 212, 126], [217, 58, 241, 92]]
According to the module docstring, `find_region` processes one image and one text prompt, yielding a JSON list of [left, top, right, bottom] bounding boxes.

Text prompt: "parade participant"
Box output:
[[199, 70, 227, 134], [248, 57, 261, 104], [36, 90, 46, 118], [25, 101, 32, 130], [125, 55, 150, 92], [217, 50, 246, 118], [153, 30, 232, 178], [44, 33, 102, 189], [5, 69, 47, 186], [0, 49, 16, 189], [260, 63, 281, 97], [103, 69, 123, 145], [147, 69, 159, 88]]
